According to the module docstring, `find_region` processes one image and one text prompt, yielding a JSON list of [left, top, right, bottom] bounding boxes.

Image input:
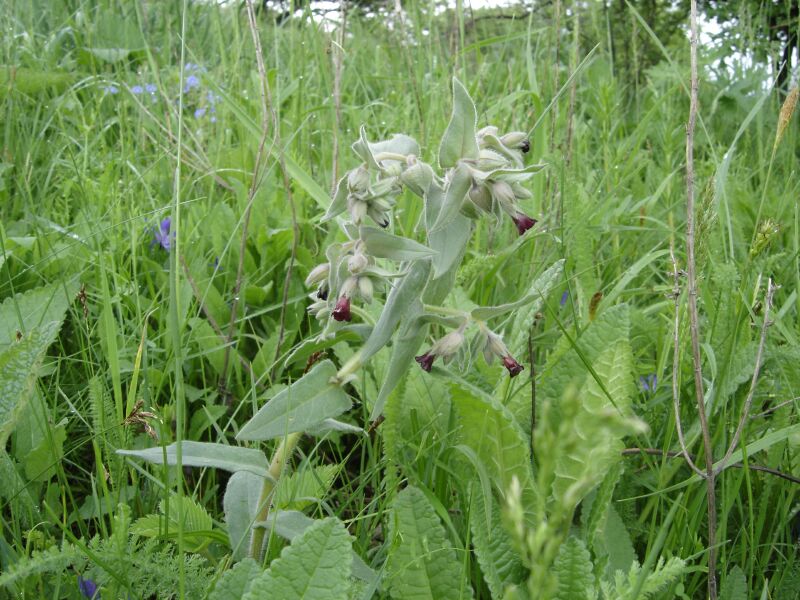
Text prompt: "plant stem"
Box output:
[[248, 432, 301, 561]]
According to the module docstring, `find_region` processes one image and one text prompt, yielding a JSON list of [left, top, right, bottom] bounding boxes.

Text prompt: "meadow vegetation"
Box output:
[[1, 0, 799, 598]]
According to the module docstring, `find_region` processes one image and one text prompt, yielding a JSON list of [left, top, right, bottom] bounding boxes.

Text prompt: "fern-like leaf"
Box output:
[[553, 536, 596, 600]]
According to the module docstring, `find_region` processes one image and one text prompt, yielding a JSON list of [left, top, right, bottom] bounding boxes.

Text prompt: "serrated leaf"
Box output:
[[603, 505, 636, 581], [274, 465, 339, 511], [469, 490, 526, 598], [720, 565, 747, 600], [224, 470, 266, 560], [360, 226, 437, 261], [0, 322, 63, 446], [243, 517, 353, 600], [553, 536, 596, 600], [0, 543, 80, 588], [472, 259, 564, 321], [263, 511, 377, 586], [131, 494, 214, 553], [208, 558, 262, 600], [118, 441, 271, 477], [387, 486, 473, 600], [439, 78, 479, 168], [237, 360, 351, 441]]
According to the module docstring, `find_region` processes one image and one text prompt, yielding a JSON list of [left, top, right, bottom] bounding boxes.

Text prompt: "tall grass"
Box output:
[[1, 0, 799, 597]]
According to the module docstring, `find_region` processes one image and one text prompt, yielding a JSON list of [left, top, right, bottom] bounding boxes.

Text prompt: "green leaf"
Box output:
[[274, 465, 339, 511], [131, 494, 215, 553], [0, 280, 78, 350], [439, 78, 479, 168], [208, 558, 262, 600], [322, 175, 349, 222], [0, 322, 63, 446], [472, 259, 564, 321], [263, 511, 377, 586], [553, 536, 596, 600], [236, 360, 351, 441], [352, 126, 420, 168], [720, 566, 748, 600], [0, 543, 81, 589], [361, 260, 431, 362], [243, 517, 353, 600], [430, 162, 472, 232], [469, 490, 526, 598], [23, 423, 66, 481], [360, 226, 437, 261], [387, 486, 473, 600], [117, 441, 270, 477], [224, 471, 266, 560], [429, 212, 472, 279]]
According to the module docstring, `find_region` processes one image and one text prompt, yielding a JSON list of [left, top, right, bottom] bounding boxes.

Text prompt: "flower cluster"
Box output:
[[414, 323, 524, 377], [462, 127, 538, 235]]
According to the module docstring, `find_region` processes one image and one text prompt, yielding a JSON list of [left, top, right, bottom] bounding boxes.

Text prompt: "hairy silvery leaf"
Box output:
[[236, 360, 351, 441], [117, 441, 272, 478], [439, 78, 480, 168], [352, 125, 420, 170], [361, 259, 431, 362], [360, 226, 437, 261], [431, 161, 473, 232], [471, 259, 564, 321], [400, 159, 435, 197], [321, 174, 349, 223], [223, 470, 265, 560], [471, 162, 547, 185], [430, 213, 472, 279]]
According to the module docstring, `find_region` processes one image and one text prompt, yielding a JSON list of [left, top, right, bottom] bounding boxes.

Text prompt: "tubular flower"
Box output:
[[414, 352, 435, 372], [502, 355, 524, 377], [415, 329, 466, 373], [511, 212, 537, 236], [332, 296, 352, 322], [482, 328, 525, 377]]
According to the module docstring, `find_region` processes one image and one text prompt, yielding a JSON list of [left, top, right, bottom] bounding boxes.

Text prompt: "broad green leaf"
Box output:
[[360, 226, 437, 261], [553, 536, 596, 600], [439, 78, 479, 168], [263, 511, 377, 586], [208, 558, 262, 600], [429, 213, 472, 279], [472, 259, 564, 321], [117, 441, 270, 477], [224, 471, 266, 560], [387, 486, 473, 600], [0, 322, 63, 446], [603, 506, 636, 581], [0, 68, 75, 98], [243, 517, 353, 600], [431, 162, 472, 232], [469, 490, 526, 598], [274, 465, 339, 511], [0, 280, 78, 350], [551, 337, 644, 508], [236, 360, 351, 441], [361, 260, 431, 362], [720, 566, 748, 600], [23, 423, 65, 481]]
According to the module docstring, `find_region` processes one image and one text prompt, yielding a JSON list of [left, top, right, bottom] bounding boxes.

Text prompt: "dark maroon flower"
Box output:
[[502, 355, 524, 377], [511, 213, 537, 236], [316, 283, 329, 301], [415, 351, 435, 372], [520, 139, 531, 153], [332, 296, 351, 322]]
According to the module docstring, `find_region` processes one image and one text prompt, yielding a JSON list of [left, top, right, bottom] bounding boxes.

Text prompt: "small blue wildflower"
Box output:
[[78, 576, 100, 599], [210, 115, 217, 123], [183, 75, 200, 93], [639, 374, 657, 393], [150, 217, 172, 252], [194, 107, 206, 119], [131, 85, 144, 95], [145, 83, 157, 94], [102, 85, 119, 95], [560, 290, 569, 307]]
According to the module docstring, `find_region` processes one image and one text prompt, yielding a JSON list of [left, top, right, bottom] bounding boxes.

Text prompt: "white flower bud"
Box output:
[[340, 275, 358, 298], [499, 131, 528, 149], [358, 276, 374, 303], [400, 160, 433, 196], [491, 180, 517, 213], [483, 330, 509, 364], [476, 149, 508, 171], [468, 183, 493, 213], [348, 197, 368, 224], [348, 166, 370, 193], [431, 329, 465, 359], [477, 125, 499, 141], [383, 162, 403, 177], [367, 205, 390, 228], [304, 263, 330, 287], [348, 252, 368, 274]]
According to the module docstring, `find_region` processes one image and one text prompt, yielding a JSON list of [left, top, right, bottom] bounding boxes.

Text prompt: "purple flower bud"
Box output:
[[560, 291, 569, 307], [415, 352, 435, 372], [78, 576, 100, 598], [332, 296, 351, 322], [511, 213, 537, 236], [502, 355, 524, 377], [150, 217, 172, 252]]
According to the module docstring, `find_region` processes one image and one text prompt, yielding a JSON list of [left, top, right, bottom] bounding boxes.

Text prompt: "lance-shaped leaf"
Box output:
[[360, 226, 437, 261], [439, 78, 479, 168], [429, 212, 472, 278], [321, 174, 349, 223], [361, 259, 431, 362], [471, 259, 564, 321], [236, 360, 351, 441], [117, 441, 271, 477], [430, 161, 472, 232], [223, 470, 265, 560]]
